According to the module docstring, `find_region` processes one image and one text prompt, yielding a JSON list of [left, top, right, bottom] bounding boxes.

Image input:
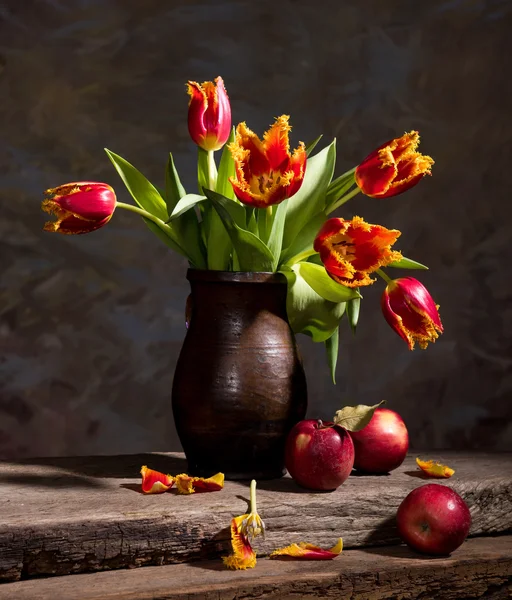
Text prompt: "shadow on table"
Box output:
[[1, 453, 188, 480], [0, 472, 108, 488]]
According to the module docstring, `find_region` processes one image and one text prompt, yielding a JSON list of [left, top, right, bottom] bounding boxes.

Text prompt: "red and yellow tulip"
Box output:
[[381, 277, 443, 350], [355, 131, 434, 198], [314, 216, 402, 288], [42, 182, 116, 235], [228, 115, 306, 208], [187, 76, 231, 152]]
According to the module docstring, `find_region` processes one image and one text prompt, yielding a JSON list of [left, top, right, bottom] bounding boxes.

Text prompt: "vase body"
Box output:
[[172, 269, 308, 480]]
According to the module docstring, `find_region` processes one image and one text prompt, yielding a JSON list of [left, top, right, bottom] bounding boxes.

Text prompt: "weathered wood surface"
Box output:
[[0, 536, 510, 600], [0, 453, 510, 583]]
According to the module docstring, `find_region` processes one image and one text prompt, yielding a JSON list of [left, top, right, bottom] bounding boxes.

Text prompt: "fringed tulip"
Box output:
[[229, 115, 306, 207], [314, 216, 402, 288], [381, 277, 443, 350], [42, 182, 116, 234], [186, 76, 231, 151], [355, 131, 434, 198]]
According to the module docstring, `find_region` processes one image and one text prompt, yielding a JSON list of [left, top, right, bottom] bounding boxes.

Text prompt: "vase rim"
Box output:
[[186, 269, 287, 284]]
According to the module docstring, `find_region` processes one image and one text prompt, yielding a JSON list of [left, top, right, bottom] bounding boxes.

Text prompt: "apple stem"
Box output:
[[250, 479, 257, 514], [317, 419, 323, 428]]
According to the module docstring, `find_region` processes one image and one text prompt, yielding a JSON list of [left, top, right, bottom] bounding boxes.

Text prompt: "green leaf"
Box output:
[[204, 189, 274, 271], [296, 262, 361, 303], [347, 295, 360, 335], [332, 400, 386, 432], [165, 153, 186, 215], [164, 155, 206, 269], [283, 140, 336, 250], [325, 170, 356, 211], [280, 211, 325, 267], [388, 256, 429, 270], [325, 327, 339, 384], [282, 266, 346, 342], [267, 201, 288, 271], [169, 194, 207, 220], [216, 128, 236, 200], [142, 219, 187, 257], [305, 134, 323, 157], [207, 208, 232, 270], [105, 149, 168, 221]]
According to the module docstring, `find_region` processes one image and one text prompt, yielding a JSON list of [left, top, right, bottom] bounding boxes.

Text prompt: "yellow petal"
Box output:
[[416, 457, 455, 478]]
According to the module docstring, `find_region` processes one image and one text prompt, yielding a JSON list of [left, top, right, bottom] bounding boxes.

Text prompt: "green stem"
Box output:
[[376, 268, 393, 284], [116, 202, 175, 237], [327, 187, 361, 214], [265, 205, 273, 240], [340, 166, 356, 177], [250, 479, 257, 514], [207, 150, 217, 191]]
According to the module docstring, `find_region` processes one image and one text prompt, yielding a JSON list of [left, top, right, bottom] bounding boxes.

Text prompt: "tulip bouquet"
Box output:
[[42, 76, 443, 377]]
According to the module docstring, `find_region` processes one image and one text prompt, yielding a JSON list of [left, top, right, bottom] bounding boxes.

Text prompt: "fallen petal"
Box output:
[[416, 457, 455, 478], [175, 472, 225, 494], [270, 537, 343, 560], [140, 466, 174, 494]]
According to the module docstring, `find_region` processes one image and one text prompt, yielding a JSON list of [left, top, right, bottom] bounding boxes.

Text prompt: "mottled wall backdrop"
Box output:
[[1, 0, 511, 458]]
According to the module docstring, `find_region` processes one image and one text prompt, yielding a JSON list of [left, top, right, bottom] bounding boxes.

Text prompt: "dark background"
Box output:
[[1, 0, 511, 459]]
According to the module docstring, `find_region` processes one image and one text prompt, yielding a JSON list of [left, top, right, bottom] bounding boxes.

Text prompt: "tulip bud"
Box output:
[[186, 76, 231, 151], [381, 277, 443, 350], [42, 182, 116, 235], [355, 131, 434, 198]]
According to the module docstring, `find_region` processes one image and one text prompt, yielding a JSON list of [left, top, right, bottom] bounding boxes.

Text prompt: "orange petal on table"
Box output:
[[270, 537, 343, 560], [416, 457, 455, 478], [140, 465, 174, 494], [175, 472, 225, 494], [222, 514, 257, 570]]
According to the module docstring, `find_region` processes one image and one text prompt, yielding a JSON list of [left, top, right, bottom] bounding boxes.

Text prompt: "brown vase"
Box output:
[[171, 269, 308, 480]]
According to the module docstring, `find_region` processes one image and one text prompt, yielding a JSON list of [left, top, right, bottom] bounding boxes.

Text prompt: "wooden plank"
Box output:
[[0, 536, 510, 600], [0, 453, 510, 582]]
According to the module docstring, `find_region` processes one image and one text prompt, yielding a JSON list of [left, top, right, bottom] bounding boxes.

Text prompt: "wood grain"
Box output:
[[0, 452, 510, 582], [0, 536, 510, 599]]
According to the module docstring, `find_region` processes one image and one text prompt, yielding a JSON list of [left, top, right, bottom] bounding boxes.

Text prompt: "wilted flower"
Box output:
[[314, 216, 402, 288], [42, 182, 116, 235], [229, 115, 306, 207], [187, 76, 231, 151], [355, 131, 434, 198], [223, 479, 265, 570], [381, 277, 443, 350]]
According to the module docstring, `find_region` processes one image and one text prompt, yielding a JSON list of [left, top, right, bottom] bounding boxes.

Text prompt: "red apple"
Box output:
[[285, 419, 355, 490], [397, 483, 471, 555], [349, 408, 408, 473]]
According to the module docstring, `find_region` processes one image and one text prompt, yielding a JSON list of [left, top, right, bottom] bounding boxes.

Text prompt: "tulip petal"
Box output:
[[263, 115, 292, 172], [140, 466, 174, 494], [270, 537, 343, 560], [223, 515, 257, 570], [187, 77, 231, 151], [416, 457, 455, 478], [175, 472, 225, 494]]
